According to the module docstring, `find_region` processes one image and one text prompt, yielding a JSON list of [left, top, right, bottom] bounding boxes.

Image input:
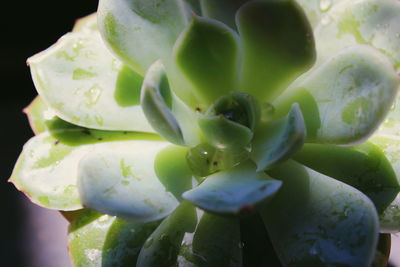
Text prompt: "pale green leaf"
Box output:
[[28, 29, 154, 132], [274, 45, 399, 144], [294, 142, 399, 214], [315, 0, 400, 71], [10, 131, 162, 210], [183, 161, 282, 215], [78, 141, 179, 222], [98, 0, 194, 74], [251, 104, 306, 171], [261, 160, 379, 266]]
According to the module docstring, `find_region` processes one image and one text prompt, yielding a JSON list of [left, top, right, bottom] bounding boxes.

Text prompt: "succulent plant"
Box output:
[[10, 0, 400, 266]]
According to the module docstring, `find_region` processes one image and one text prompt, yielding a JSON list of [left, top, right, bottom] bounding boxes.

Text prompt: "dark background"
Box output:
[[1, 1, 98, 266]]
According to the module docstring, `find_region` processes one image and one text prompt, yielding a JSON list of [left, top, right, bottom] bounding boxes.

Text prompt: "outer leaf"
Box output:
[[315, 0, 400, 70], [154, 145, 192, 202], [23, 97, 58, 135], [10, 131, 162, 210], [274, 45, 399, 145], [261, 160, 379, 267], [98, 0, 193, 74], [294, 0, 344, 27], [251, 104, 306, 171], [68, 209, 159, 266], [78, 142, 179, 222], [137, 201, 197, 267], [200, 0, 250, 30], [370, 135, 400, 232], [174, 16, 240, 106], [294, 142, 399, 214], [237, 0, 315, 101], [28, 29, 154, 132], [183, 161, 282, 215]]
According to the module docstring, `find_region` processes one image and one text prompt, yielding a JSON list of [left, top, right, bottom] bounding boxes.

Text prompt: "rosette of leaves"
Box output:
[[10, 0, 400, 266]]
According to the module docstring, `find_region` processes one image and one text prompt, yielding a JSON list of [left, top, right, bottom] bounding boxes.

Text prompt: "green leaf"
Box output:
[[200, 0, 250, 30], [78, 141, 179, 222], [28, 29, 154, 132], [182, 161, 282, 215], [174, 15, 240, 106], [198, 114, 253, 150], [68, 209, 159, 267], [191, 212, 242, 266], [274, 45, 399, 144], [251, 104, 306, 171], [98, 0, 194, 74], [369, 135, 400, 232], [237, 0, 315, 102], [294, 142, 399, 214], [141, 61, 184, 145], [154, 145, 192, 202], [315, 0, 400, 71], [10, 131, 162, 210], [137, 201, 197, 267], [261, 160, 379, 267], [186, 143, 250, 178], [294, 0, 344, 27]]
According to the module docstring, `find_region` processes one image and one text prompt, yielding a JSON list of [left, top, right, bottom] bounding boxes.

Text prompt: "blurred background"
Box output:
[[0, 1, 399, 267], [1, 1, 97, 266]]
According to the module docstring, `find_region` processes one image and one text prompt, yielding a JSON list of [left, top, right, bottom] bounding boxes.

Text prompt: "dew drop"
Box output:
[[238, 242, 245, 249], [319, 0, 331, 12]]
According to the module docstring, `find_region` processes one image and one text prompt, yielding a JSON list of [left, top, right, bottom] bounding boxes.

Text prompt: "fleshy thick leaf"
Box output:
[[68, 210, 159, 266], [200, 0, 250, 30], [274, 45, 399, 145], [294, 0, 344, 27], [98, 0, 194, 74], [154, 145, 192, 202], [10, 131, 162, 210], [315, 0, 400, 70], [24, 97, 58, 135], [141, 61, 184, 145], [370, 135, 400, 232], [237, 0, 315, 101], [251, 104, 306, 171], [261, 160, 379, 267], [28, 29, 154, 132], [78, 142, 179, 222], [72, 13, 98, 33], [183, 161, 282, 215], [294, 142, 399, 214], [174, 16, 240, 106], [190, 212, 242, 266], [198, 114, 253, 150], [137, 201, 197, 266]]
